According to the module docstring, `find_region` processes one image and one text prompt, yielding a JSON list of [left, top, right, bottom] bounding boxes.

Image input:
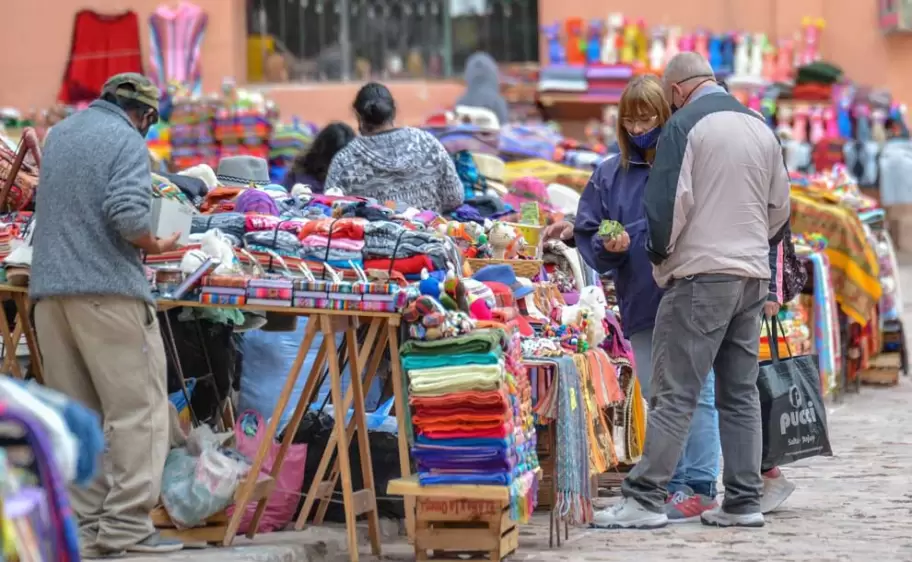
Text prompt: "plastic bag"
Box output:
[[226, 411, 308, 533], [161, 426, 249, 528]]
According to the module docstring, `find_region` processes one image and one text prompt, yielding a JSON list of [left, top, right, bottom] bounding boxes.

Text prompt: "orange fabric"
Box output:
[[410, 389, 509, 409], [416, 419, 511, 433], [200, 186, 244, 213]]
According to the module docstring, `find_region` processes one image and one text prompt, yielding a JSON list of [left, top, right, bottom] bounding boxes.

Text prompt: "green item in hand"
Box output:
[[598, 220, 624, 239]]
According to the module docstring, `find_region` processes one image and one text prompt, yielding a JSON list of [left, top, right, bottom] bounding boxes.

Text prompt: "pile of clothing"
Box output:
[[168, 98, 218, 170], [268, 121, 317, 182], [401, 328, 539, 522], [299, 217, 366, 269], [213, 107, 271, 161]]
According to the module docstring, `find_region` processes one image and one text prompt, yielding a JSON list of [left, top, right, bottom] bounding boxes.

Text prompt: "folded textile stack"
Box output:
[[200, 274, 248, 305], [362, 221, 450, 279], [402, 328, 539, 522], [214, 107, 272, 163], [269, 121, 317, 179], [538, 64, 588, 93], [298, 217, 367, 270], [0, 224, 12, 262], [247, 275, 293, 307], [190, 212, 246, 242], [585, 65, 635, 102], [169, 98, 218, 170]]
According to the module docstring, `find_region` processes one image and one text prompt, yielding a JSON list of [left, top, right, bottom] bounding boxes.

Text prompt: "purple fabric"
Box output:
[[419, 472, 511, 486], [585, 66, 634, 80], [234, 189, 280, 216], [283, 170, 324, 193], [418, 459, 514, 472], [0, 404, 79, 561]]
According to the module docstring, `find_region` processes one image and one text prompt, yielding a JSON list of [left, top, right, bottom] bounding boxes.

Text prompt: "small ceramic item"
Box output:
[[749, 33, 766, 79], [822, 107, 840, 139], [635, 18, 649, 66], [678, 32, 695, 53], [792, 106, 809, 143], [664, 26, 681, 64], [620, 18, 638, 63], [809, 106, 825, 144], [776, 38, 794, 82], [693, 28, 709, 59], [565, 18, 585, 64], [542, 22, 565, 65], [602, 13, 623, 64], [708, 34, 723, 72], [587, 19, 603, 64], [733, 33, 750, 77], [649, 26, 666, 71]]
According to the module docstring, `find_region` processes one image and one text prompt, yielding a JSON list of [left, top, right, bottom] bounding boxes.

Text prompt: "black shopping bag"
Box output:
[[757, 318, 833, 467]]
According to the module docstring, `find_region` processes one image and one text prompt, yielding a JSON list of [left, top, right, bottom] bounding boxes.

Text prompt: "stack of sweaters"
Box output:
[[401, 328, 539, 522]]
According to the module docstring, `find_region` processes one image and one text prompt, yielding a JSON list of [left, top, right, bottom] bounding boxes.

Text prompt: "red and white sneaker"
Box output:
[[665, 487, 719, 523]]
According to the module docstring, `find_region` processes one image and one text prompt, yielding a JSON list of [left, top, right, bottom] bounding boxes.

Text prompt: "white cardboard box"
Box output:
[[151, 198, 194, 245]]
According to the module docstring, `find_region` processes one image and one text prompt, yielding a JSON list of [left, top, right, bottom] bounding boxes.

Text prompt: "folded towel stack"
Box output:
[[247, 276, 294, 307], [200, 274, 249, 305], [293, 278, 403, 312], [401, 328, 539, 522]]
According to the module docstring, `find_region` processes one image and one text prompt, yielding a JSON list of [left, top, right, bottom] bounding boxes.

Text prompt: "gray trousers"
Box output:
[[621, 274, 767, 515]]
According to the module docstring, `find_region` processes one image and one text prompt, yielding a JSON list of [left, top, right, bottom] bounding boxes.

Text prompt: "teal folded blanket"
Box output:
[[399, 329, 505, 356], [402, 351, 501, 370]]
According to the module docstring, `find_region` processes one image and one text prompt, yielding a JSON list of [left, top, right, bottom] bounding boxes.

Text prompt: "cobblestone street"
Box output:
[[131, 267, 912, 562]]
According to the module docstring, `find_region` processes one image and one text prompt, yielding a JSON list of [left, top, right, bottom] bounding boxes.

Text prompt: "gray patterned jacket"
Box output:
[[325, 127, 464, 213]]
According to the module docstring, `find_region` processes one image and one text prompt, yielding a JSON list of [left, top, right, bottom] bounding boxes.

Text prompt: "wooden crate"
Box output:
[[860, 353, 902, 386], [388, 476, 518, 562]]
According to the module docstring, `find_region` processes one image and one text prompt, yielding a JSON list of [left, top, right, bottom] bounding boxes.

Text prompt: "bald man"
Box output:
[[594, 53, 791, 530]]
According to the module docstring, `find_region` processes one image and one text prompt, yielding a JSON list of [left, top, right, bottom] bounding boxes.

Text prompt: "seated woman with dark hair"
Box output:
[[283, 121, 355, 193], [325, 82, 464, 213]]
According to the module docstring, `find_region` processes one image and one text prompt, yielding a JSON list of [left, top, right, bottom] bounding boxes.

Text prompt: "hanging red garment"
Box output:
[[58, 10, 143, 104]]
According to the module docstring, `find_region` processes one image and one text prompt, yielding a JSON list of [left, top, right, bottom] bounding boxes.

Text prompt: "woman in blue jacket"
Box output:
[[572, 76, 722, 525]]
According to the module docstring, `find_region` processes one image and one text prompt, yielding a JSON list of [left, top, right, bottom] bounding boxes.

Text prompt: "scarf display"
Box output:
[[806, 251, 841, 394], [148, 2, 208, 95]]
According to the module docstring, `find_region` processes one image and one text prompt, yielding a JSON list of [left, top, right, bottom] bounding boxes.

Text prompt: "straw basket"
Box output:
[[466, 258, 543, 279]]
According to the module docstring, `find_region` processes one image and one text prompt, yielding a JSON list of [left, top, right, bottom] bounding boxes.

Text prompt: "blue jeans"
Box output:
[[629, 330, 720, 497]]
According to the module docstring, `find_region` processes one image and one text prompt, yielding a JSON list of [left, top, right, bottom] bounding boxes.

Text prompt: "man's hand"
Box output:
[[603, 231, 630, 253], [544, 221, 574, 241], [134, 232, 182, 255], [763, 300, 780, 318]]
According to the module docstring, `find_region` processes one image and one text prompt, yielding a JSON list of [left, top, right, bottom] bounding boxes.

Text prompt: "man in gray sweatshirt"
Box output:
[[30, 73, 182, 558]]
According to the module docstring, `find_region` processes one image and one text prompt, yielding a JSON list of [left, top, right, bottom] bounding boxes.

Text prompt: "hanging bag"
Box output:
[[757, 317, 833, 468]]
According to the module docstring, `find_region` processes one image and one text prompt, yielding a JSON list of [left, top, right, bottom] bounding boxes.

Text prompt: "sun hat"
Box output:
[[215, 155, 270, 187], [102, 73, 161, 112], [472, 264, 535, 300]]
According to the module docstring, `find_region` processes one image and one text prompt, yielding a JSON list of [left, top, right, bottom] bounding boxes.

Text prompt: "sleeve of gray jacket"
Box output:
[[767, 141, 791, 243], [102, 138, 153, 241], [644, 121, 694, 265]]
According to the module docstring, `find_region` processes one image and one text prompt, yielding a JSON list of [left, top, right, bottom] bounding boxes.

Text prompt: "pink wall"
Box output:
[[0, 0, 461, 126]]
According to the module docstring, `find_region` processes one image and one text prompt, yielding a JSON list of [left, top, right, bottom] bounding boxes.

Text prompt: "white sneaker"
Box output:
[[700, 506, 765, 528], [760, 473, 796, 514], [591, 497, 668, 529]]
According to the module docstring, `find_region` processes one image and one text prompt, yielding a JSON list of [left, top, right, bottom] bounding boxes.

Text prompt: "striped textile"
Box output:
[[149, 2, 208, 95]]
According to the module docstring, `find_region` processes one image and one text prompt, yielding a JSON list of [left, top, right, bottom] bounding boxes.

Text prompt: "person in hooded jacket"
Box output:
[[325, 82, 464, 213], [455, 52, 509, 127], [570, 76, 724, 524]]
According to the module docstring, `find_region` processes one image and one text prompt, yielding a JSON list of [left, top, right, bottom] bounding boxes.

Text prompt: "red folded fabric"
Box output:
[[298, 218, 366, 240], [420, 425, 513, 439], [412, 410, 510, 426], [364, 255, 436, 275]]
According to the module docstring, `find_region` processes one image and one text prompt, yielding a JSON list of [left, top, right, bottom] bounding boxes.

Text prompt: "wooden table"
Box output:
[[0, 283, 42, 384], [157, 300, 413, 560]]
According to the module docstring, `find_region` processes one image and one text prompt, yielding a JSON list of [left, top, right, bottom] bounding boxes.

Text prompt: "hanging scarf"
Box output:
[[549, 356, 593, 525]]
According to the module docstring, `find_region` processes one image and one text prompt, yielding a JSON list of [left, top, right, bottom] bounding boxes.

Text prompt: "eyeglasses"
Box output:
[[622, 115, 658, 130]]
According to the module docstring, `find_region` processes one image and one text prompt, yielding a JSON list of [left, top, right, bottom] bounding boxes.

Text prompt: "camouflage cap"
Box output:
[[101, 73, 161, 112]]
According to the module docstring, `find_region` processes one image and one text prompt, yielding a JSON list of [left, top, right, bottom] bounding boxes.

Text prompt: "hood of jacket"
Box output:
[[347, 127, 428, 173], [456, 52, 509, 125]]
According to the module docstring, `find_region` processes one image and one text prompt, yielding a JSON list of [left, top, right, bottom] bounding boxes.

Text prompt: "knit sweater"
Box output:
[[324, 127, 464, 213], [31, 100, 154, 304]]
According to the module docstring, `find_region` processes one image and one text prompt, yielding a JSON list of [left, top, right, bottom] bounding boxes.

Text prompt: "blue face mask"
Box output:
[[628, 126, 661, 150]]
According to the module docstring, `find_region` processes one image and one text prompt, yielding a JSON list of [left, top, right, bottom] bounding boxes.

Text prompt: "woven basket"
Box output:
[[466, 258, 543, 279]]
